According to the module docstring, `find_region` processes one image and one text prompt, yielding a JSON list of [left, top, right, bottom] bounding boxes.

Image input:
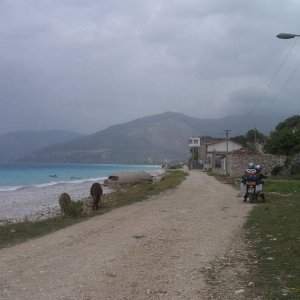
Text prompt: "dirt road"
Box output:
[[0, 171, 252, 300]]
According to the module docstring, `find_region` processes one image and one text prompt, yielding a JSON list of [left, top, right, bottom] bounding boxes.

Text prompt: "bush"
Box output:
[[66, 201, 84, 218], [271, 166, 283, 176], [291, 165, 300, 175]]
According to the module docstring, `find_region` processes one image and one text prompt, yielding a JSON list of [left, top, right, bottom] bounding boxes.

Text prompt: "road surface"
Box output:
[[0, 170, 252, 299]]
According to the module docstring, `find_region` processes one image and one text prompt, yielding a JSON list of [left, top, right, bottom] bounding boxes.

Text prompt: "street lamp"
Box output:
[[276, 33, 300, 39]]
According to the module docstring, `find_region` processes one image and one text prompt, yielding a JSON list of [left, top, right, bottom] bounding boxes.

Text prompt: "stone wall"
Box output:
[[291, 153, 300, 174], [227, 154, 286, 177]]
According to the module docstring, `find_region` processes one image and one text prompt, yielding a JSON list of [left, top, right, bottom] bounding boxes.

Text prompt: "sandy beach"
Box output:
[[0, 181, 110, 222]]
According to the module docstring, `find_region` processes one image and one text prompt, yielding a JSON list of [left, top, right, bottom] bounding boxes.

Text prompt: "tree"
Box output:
[[232, 129, 266, 151], [232, 135, 247, 147], [246, 129, 266, 144], [264, 115, 300, 156]]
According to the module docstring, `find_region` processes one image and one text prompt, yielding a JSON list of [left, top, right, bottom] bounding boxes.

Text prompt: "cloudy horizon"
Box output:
[[1, 0, 300, 134]]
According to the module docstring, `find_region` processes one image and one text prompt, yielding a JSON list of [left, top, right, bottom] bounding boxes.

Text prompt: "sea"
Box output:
[[0, 162, 161, 191]]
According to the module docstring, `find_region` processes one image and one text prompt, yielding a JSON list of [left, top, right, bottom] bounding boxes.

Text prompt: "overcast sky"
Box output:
[[1, 0, 300, 134]]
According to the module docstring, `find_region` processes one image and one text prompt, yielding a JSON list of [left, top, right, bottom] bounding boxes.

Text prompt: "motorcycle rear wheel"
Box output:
[[249, 194, 254, 203]]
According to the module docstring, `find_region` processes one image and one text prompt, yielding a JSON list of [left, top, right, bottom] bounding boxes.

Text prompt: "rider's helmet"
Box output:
[[248, 162, 255, 170], [255, 164, 262, 173]]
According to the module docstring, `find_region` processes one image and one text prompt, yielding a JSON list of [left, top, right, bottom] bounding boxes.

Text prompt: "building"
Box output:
[[204, 140, 243, 174], [188, 136, 223, 169]]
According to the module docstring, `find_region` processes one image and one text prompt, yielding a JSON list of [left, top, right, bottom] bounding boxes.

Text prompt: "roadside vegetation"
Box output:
[[244, 178, 300, 299], [213, 173, 300, 299], [0, 170, 187, 249], [264, 115, 300, 157]]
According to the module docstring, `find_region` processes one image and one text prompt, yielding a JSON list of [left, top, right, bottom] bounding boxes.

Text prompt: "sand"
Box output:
[[0, 181, 110, 222]]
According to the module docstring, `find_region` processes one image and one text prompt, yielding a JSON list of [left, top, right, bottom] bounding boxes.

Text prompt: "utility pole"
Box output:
[[254, 126, 257, 153], [224, 129, 232, 175]]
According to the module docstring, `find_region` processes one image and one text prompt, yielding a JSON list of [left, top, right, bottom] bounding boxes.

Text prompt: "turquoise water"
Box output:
[[0, 163, 160, 191]]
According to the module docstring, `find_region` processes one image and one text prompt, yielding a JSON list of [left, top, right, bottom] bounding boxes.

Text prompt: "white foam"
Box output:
[[0, 185, 25, 192]]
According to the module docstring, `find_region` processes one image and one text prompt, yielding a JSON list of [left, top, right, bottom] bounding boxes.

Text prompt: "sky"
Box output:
[[1, 0, 300, 134]]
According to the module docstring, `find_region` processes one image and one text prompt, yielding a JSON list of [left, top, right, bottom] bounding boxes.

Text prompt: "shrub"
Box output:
[[271, 166, 283, 176], [66, 201, 84, 218]]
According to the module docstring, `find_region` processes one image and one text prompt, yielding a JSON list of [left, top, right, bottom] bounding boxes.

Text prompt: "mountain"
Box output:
[[20, 112, 287, 164], [0, 130, 83, 162]]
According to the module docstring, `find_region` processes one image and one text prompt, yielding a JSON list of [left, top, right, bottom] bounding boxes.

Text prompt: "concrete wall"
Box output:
[[199, 146, 206, 160], [227, 154, 286, 177], [207, 140, 242, 153]]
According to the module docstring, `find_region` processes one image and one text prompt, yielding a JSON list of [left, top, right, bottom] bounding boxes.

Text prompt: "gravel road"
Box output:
[[0, 170, 252, 300]]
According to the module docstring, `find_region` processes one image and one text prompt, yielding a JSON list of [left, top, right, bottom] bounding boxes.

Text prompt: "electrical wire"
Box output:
[[250, 38, 297, 116], [234, 38, 298, 136], [257, 64, 299, 119]]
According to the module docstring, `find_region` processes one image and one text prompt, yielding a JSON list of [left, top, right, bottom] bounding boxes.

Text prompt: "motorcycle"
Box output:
[[240, 169, 263, 203], [246, 181, 258, 203]]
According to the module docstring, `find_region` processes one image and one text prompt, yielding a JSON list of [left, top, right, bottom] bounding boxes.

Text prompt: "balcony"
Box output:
[[188, 137, 200, 147]]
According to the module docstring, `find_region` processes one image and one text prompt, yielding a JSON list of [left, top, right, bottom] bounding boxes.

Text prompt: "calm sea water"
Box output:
[[0, 163, 161, 191]]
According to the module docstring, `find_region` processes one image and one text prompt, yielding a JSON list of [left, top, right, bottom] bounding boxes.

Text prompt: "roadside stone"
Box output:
[[235, 288, 245, 295], [281, 289, 289, 296]]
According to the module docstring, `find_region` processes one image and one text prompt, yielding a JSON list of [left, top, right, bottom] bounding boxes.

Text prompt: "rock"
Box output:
[[235, 289, 245, 295], [281, 289, 289, 294]]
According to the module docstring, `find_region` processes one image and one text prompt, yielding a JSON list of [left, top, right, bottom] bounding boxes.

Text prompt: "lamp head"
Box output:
[[277, 33, 297, 39]]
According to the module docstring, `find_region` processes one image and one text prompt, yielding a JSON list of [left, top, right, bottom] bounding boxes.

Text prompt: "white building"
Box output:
[[188, 136, 223, 169], [188, 137, 200, 148], [204, 140, 243, 173]]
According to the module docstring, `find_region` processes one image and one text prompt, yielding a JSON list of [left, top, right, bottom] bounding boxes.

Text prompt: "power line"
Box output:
[[234, 39, 297, 136], [250, 38, 297, 116], [257, 64, 299, 119]]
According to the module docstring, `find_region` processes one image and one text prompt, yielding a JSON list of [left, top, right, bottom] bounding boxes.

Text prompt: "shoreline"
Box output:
[[0, 180, 111, 223]]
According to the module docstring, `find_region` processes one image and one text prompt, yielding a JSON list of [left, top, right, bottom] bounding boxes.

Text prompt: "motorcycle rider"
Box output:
[[241, 162, 256, 202], [254, 164, 266, 202]]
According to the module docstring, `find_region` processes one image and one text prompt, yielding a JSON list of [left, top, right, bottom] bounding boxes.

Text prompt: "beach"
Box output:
[[0, 180, 110, 222], [0, 163, 162, 223]]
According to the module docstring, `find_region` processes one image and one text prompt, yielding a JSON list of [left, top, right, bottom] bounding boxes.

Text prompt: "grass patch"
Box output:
[[0, 170, 186, 249], [264, 179, 300, 194], [244, 192, 300, 299], [104, 170, 187, 208], [212, 173, 300, 298], [0, 217, 85, 249]]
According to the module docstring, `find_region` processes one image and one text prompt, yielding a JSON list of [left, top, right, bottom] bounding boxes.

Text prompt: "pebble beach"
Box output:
[[0, 180, 110, 223]]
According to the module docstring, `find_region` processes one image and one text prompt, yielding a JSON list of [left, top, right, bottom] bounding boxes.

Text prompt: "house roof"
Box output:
[[229, 147, 256, 155], [206, 139, 242, 147]]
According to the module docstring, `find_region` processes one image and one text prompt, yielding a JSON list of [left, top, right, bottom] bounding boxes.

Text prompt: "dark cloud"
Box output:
[[0, 0, 300, 134]]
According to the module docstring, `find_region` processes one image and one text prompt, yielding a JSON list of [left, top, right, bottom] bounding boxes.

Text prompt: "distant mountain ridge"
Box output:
[[0, 130, 82, 162], [20, 111, 288, 164]]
